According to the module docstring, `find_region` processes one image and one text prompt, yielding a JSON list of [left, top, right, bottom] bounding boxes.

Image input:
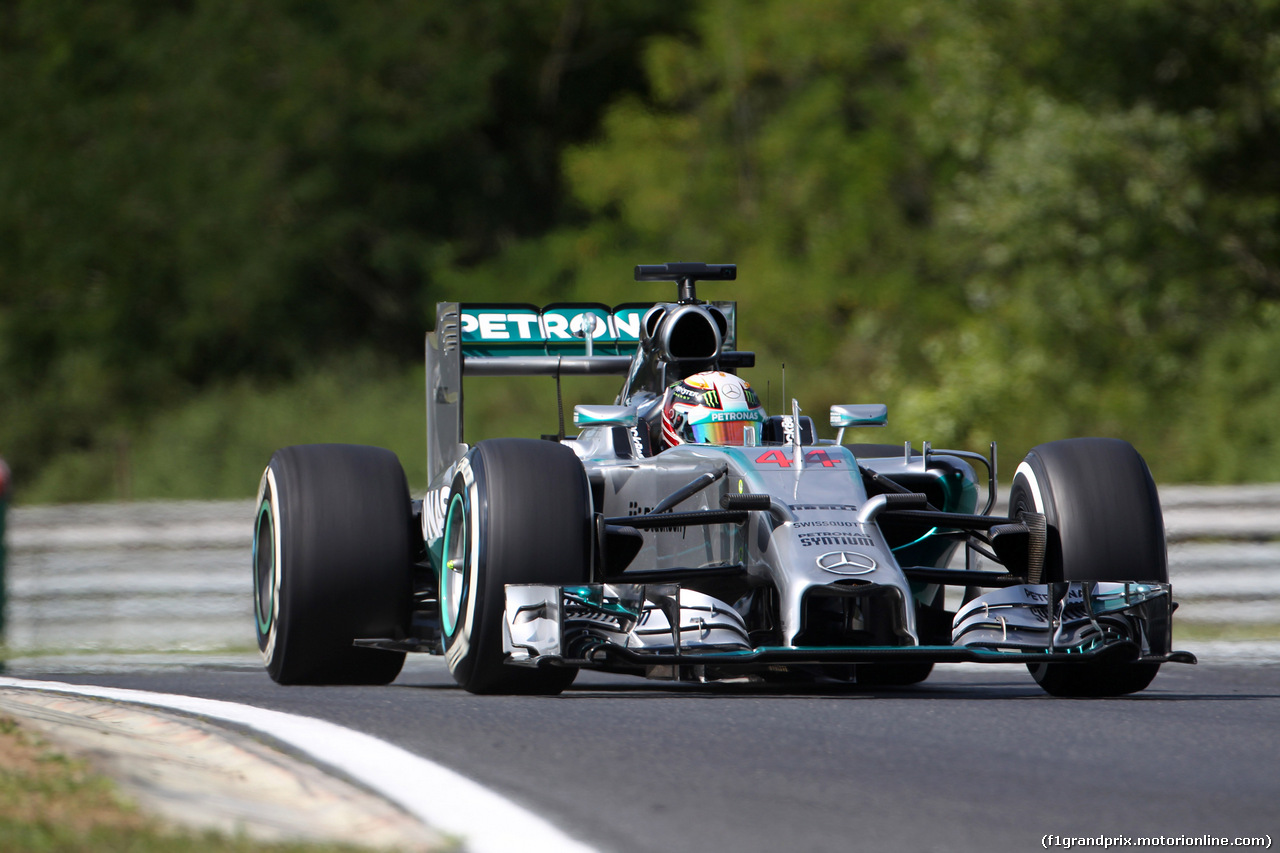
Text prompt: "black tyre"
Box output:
[[254, 444, 412, 685], [1009, 438, 1166, 697], [1027, 655, 1160, 698], [440, 438, 591, 694]]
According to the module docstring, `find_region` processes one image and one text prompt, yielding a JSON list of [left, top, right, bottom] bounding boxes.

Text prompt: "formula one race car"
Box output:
[[253, 263, 1196, 697]]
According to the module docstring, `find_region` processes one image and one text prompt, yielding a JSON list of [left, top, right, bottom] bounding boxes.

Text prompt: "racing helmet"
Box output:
[[660, 371, 764, 448]]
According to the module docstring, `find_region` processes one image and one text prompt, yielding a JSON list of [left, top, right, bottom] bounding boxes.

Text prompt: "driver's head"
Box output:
[[660, 371, 764, 449]]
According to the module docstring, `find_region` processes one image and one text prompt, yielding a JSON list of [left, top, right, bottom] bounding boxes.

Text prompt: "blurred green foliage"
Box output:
[[3, 0, 1280, 501]]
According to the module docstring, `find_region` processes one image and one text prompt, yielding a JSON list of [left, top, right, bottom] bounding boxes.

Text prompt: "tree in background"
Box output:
[[921, 0, 1280, 481], [4, 0, 1280, 499], [542, 0, 1280, 481], [0, 0, 689, 496]]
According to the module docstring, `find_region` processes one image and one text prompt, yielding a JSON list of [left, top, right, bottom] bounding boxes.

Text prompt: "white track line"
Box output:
[[0, 677, 598, 853]]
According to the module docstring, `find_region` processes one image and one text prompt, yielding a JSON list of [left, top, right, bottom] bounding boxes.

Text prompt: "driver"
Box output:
[[660, 371, 765, 449]]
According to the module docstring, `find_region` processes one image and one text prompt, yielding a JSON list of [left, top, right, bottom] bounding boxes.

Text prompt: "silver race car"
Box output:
[[253, 263, 1195, 697]]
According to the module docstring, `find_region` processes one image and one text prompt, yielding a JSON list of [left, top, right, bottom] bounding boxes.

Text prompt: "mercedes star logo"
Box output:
[[816, 551, 877, 575]]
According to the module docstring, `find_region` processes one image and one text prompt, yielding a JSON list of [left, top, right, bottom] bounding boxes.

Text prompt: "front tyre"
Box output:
[[254, 444, 412, 685], [1009, 438, 1166, 697], [1027, 658, 1160, 698], [440, 438, 591, 695]]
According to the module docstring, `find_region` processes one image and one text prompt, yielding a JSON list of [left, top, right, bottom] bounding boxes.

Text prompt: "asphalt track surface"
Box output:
[[9, 658, 1279, 853]]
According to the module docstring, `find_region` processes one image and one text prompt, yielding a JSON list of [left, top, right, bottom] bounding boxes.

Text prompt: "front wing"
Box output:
[[502, 581, 1197, 673]]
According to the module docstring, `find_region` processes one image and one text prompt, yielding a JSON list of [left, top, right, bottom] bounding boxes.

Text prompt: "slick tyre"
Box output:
[[439, 438, 591, 695], [1026, 656, 1160, 698], [254, 444, 413, 685], [1009, 438, 1166, 697]]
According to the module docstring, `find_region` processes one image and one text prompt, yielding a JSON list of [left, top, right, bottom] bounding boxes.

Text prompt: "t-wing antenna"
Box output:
[[634, 262, 736, 305]]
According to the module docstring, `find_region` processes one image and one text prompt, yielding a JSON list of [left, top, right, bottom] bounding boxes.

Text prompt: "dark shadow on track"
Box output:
[[392, 673, 1280, 702]]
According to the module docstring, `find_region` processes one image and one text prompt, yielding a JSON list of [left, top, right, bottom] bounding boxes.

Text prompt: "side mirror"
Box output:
[[573, 405, 638, 428], [830, 404, 887, 444], [830, 404, 888, 428]]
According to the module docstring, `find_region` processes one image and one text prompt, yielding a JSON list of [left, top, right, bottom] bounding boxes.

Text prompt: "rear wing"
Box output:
[[425, 301, 736, 481]]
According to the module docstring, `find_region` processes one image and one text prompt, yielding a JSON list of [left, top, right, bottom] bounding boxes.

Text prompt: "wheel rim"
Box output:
[[441, 493, 468, 637], [253, 500, 275, 636]]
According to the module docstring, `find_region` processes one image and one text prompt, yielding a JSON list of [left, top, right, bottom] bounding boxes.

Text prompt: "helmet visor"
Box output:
[[688, 418, 760, 446]]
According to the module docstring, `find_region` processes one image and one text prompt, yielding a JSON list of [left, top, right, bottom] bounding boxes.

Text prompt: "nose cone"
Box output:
[[765, 517, 918, 647]]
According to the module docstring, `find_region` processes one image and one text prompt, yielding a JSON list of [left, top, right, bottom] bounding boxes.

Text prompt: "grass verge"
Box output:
[[1174, 622, 1280, 642], [0, 715, 396, 853]]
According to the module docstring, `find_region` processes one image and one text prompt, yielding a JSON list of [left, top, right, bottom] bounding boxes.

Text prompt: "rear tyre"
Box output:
[[254, 444, 412, 685], [1009, 438, 1166, 697], [440, 438, 591, 695]]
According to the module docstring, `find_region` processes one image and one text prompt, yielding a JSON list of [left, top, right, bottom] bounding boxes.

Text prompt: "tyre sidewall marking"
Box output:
[[255, 466, 284, 664], [253, 501, 274, 636], [440, 491, 468, 638], [1013, 460, 1046, 514], [444, 456, 478, 672]]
